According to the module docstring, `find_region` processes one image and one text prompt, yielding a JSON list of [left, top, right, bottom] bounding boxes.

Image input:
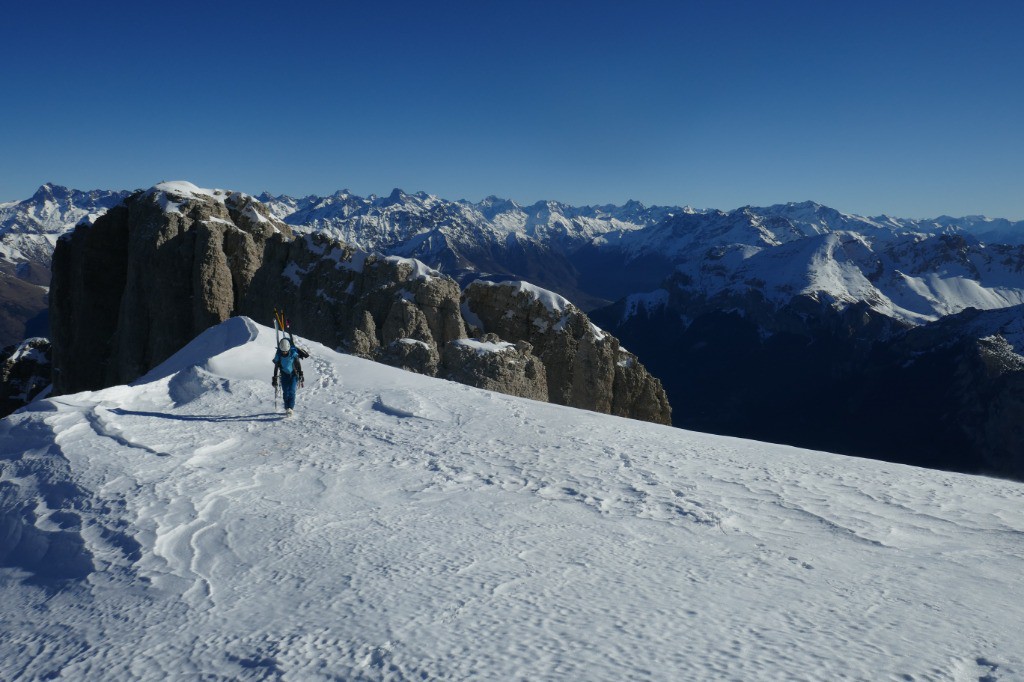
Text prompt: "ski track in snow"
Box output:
[[2, 318, 1023, 681]]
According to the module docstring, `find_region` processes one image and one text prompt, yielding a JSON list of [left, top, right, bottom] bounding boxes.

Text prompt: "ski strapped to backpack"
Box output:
[[272, 310, 283, 407], [273, 308, 310, 387]]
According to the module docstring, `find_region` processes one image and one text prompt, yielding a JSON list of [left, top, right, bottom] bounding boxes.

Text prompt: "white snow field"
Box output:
[[2, 318, 1023, 681]]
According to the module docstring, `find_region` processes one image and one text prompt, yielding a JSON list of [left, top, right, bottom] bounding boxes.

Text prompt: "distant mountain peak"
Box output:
[[476, 195, 522, 216], [32, 183, 70, 200]]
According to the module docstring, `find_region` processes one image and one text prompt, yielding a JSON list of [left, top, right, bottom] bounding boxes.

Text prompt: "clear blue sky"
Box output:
[[2, 0, 1022, 219]]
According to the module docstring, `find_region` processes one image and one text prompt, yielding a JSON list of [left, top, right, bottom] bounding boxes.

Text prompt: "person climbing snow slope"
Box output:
[[272, 338, 304, 416]]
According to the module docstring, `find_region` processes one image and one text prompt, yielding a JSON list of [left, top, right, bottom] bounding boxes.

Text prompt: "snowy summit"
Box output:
[[1, 317, 1022, 680]]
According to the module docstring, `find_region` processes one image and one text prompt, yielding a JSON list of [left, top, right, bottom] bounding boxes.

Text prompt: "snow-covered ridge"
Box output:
[[148, 180, 231, 201], [1, 316, 1022, 679], [474, 279, 573, 315], [469, 279, 608, 339], [140, 182, 285, 237], [144, 181, 234, 212], [383, 255, 442, 281]]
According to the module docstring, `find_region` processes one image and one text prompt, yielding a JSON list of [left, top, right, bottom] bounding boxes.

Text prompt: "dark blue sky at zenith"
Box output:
[[2, 0, 1022, 219]]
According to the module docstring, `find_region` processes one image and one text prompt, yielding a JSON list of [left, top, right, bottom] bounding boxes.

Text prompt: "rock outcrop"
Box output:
[[441, 334, 548, 401], [0, 338, 50, 417], [463, 281, 672, 424], [49, 182, 672, 425], [51, 186, 288, 392], [953, 336, 1024, 478]]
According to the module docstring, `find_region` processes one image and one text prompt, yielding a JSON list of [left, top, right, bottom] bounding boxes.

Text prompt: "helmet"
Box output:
[[278, 338, 291, 352]]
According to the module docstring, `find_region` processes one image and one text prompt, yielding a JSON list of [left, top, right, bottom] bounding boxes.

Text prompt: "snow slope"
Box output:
[[2, 318, 1023, 681]]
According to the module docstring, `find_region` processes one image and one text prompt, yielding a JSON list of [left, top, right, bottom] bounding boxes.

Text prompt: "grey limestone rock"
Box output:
[[380, 338, 441, 376], [51, 185, 291, 392], [462, 280, 671, 424], [441, 334, 548, 401]]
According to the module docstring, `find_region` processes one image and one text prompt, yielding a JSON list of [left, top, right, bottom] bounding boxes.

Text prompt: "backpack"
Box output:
[[276, 349, 300, 376], [275, 346, 309, 377]]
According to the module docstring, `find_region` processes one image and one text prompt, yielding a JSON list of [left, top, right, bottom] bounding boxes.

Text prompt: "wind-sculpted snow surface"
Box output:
[[1, 317, 1022, 680]]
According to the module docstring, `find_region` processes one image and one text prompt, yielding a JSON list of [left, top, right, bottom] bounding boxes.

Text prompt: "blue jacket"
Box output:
[[274, 347, 301, 376]]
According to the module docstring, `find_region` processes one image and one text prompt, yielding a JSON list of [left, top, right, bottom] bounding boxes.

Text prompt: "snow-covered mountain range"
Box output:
[[607, 201, 1024, 326], [0, 184, 129, 265], [2, 317, 1022, 680], [0, 185, 131, 347], [256, 188, 675, 253], [253, 191, 1024, 324], [5, 182, 1024, 474], [7, 183, 1024, 321]]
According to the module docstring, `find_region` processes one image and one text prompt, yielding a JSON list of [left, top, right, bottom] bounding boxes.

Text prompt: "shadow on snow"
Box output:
[[109, 409, 284, 423]]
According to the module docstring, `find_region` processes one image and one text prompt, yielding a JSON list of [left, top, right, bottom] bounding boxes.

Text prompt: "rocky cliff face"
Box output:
[[49, 183, 670, 424], [50, 185, 286, 392], [951, 336, 1024, 477], [441, 334, 548, 401], [463, 281, 671, 425]]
